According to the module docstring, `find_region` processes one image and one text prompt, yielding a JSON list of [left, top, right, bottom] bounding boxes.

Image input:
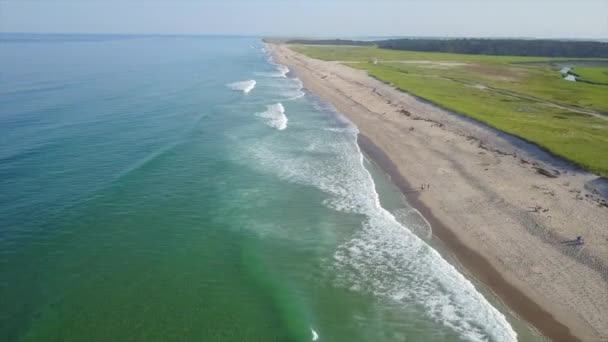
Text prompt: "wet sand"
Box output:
[[268, 43, 608, 341]]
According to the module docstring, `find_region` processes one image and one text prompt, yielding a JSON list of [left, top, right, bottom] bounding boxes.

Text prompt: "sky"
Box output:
[[1, 0, 607, 39]]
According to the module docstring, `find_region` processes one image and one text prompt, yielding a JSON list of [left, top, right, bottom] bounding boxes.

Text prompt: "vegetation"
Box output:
[[573, 66, 608, 85], [377, 39, 608, 58], [292, 45, 608, 176], [288, 38, 608, 58]]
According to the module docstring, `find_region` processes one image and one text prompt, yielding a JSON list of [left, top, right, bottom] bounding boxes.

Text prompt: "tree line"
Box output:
[[287, 38, 608, 58]]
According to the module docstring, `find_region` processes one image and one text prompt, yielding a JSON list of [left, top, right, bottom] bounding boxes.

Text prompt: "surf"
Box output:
[[256, 103, 288, 130], [228, 79, 256, 94], [262, 49, 291, 78], [240, 105, 517, 341], [276, 64, 290, 78], [284, 78, 305, 100]]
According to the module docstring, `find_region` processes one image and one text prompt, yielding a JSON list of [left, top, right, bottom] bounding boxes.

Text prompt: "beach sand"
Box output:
[[268, 43, 608, 341]]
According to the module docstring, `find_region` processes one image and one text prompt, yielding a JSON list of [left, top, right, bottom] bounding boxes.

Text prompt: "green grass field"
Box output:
[[574, 66, 608, 85], [293, 45, 608, 176]]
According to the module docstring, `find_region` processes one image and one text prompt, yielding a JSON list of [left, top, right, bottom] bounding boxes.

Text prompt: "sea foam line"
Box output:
[[263, 50, 291, 78], [277, 78, 305, 101], [330, 136, 517, 341], [276, 64, 290, 78], [286, 78, 305, 100], [243, 111, 517, 341], [228, 80, 256, 94]]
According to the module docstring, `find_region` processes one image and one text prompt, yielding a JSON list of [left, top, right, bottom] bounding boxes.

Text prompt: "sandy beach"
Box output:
[[268, 43, 608, 341]]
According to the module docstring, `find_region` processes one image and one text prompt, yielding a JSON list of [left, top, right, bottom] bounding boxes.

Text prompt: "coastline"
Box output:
[[357, 133, 575, 341], [267, 43, 608, 341]]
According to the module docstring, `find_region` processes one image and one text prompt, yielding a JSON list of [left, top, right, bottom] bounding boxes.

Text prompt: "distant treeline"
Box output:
[[378, 39, 608, 57], [287, 38, 608, 58]]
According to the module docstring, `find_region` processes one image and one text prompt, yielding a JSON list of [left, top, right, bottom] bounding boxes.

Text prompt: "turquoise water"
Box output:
[[1, 34, 530, 341]]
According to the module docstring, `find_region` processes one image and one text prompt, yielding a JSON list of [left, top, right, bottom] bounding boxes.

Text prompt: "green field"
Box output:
[[574, 66, 608, 85], [293, 45, 608, 176]]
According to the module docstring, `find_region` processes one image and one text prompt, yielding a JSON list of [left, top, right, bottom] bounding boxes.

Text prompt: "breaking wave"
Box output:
[[228, 80, 256, 94], [276, 64, 290, 78], [255, 65, 291, 79], [273, 78, 305, 100], [261, 51, 291, 78], [285, 78, 305, 100], [256, 103, 288, 130]]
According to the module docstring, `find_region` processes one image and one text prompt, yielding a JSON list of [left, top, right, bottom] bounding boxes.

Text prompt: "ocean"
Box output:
[[0, 34, 536, 341]]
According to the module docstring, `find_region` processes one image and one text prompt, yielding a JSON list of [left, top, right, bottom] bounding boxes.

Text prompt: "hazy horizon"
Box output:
[[1, 32, 608, 42], [1, 0, 607, 40]]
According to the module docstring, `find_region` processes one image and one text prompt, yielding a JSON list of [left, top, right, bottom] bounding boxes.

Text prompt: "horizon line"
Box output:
[[1, 32, 607, 42]]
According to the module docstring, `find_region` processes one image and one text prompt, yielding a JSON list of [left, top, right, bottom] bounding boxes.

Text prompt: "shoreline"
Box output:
[[357, 133, 576, 341], [268, 43, 608, 341]]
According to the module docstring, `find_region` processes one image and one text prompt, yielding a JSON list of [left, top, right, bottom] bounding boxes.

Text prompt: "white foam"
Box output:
[[259, 77, 305, 101], [287, 90, 305, 100], [228, 80, 256, 94], [263, 52, 291, 78], [393, 207, 432, 240], [241, 113, 517, 341], [287, 78, 305, 99], [311, 328, 319, 341], [276, 64, 290, 78], [257, 65, 291, 79], [278, 78, 305, 100], [256, 103, 288, 130]]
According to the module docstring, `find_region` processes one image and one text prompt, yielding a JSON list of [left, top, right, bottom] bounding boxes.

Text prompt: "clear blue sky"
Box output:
[[1, 0, 607, 39]]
